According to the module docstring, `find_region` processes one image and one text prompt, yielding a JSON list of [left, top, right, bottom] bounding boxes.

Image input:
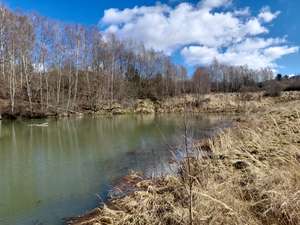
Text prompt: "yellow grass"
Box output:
[[68, 97, 300, 225]]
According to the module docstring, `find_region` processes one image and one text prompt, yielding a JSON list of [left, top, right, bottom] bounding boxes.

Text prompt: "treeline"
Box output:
[[274, 74, 300, 92], [262, 74, 300, 97], [0, 5, 278, 116], [0, 5, 189, 114], [191, 61, 274, 94]]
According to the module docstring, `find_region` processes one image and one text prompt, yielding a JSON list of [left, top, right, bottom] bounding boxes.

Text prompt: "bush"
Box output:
[[264, 81, 283, 97], [283, 79, 300, 92]]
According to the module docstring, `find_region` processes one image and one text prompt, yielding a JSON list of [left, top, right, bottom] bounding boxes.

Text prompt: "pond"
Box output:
[[0, 114, 231, 225]]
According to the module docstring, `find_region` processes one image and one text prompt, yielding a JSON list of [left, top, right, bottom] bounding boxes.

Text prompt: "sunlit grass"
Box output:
[[68, 98, 300, 225]]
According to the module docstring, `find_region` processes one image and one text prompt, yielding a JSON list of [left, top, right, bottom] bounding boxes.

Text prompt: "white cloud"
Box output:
[[244, 18, 268, 35], [258, 6, 280, 23], [264, 46, 299, 60], [200, 0, 232, 9], [181, 38, 299, 69], [102, 5, 171, 25], [100, 0, 298, 69], [233, 7, 250, 16]]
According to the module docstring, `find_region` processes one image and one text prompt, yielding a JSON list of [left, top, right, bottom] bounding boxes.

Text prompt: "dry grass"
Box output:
[[157, 91, 300, 114], [68, 100, 300, 225]]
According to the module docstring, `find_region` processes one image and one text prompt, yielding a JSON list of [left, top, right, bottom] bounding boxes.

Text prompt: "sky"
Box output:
[[2, 0, 300, 75]]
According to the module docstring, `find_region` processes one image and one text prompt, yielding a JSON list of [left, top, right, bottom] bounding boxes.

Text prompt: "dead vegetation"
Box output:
[[68, 99, 300, 225], [157, 91, 300, 114]]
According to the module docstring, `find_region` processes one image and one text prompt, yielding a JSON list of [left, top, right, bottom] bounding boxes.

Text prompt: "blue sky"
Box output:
[[2, 0, 300, 75]]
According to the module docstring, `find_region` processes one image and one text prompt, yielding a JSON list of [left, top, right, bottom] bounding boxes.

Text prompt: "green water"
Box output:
[[0, 114, 231, 225]]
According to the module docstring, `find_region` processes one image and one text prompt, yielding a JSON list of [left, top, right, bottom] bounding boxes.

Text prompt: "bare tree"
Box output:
[[0, 5, 275, 117]]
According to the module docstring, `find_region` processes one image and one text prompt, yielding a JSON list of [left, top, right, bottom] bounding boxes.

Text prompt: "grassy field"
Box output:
[[68, 95, 300, 225]]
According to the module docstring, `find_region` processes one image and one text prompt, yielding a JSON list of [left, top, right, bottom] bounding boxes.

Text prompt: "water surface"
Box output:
[[0, 114, 231, 225]]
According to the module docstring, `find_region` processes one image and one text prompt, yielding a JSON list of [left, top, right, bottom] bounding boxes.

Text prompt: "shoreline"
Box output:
[[67, 95, 300, 225], [1, 91, 300, 121]]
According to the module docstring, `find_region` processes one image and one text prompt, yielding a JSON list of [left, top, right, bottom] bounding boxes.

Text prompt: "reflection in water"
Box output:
[[0, 114, 231, 225]]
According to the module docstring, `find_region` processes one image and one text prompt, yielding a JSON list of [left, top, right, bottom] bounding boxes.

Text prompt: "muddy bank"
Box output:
[[1, 91, 300, 120], [67, 99, 300, 225]]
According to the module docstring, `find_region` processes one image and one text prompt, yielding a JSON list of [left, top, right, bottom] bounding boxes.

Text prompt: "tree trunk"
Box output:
[[72, 39, 80, 109], [23, 55, 32, 114], [56, 62, 62, 105], [66, 64, 72, 112]]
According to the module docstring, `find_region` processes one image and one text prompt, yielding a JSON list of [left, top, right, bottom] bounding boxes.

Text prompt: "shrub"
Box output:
[[283, 79, 300, 91], [264, 81, 283, 97]]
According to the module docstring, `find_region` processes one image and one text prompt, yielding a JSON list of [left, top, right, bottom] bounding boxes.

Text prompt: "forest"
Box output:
[[0, 5, 298, 117]]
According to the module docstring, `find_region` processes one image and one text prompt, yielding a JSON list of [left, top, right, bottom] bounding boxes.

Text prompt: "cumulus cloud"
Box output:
[[233, 7, 250, 16], [200, 0, 232, 9], [100, 0, 298, 69], [181, 38, 298, 69], [258, 6, 280, 23]]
